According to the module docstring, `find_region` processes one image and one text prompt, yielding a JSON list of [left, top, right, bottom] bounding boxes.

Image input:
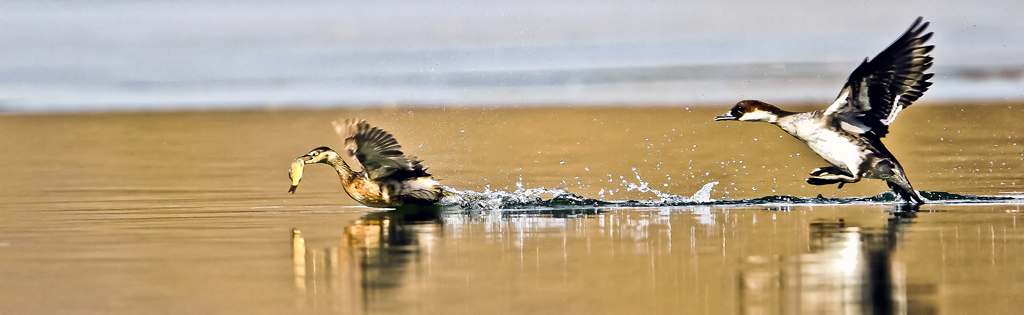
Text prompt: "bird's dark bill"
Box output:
[[715, 113, 737, 121], [288, 185, 298, 194]]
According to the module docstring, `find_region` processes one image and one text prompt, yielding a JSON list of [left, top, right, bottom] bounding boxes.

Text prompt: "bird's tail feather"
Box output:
[[873, 157, 924, 204], [886, 176, 925, 204]]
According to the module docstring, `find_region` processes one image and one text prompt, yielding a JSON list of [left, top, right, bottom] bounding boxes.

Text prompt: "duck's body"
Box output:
[[289, 120, 443, 207], [716, 17, 934, 204], [776, 110, 873, 177], [775, 108, 919, 198]]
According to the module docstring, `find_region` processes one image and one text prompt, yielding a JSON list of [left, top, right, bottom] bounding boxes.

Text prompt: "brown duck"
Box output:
[[288, 119, 443, 207]]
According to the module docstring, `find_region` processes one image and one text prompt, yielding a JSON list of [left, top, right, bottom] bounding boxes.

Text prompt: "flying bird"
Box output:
[[715, 17, 934, 204]]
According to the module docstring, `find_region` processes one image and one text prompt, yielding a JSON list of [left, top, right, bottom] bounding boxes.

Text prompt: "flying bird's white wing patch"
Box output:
[[823, 17, 934, 138], [824, 87, 852, 116], [839, 119, 872, 134], [881, 95, 904, 126]]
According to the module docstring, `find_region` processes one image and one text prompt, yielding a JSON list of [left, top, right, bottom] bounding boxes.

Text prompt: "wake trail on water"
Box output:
[[437, 169, 1023, 210], [440, 185, 1023, 210]]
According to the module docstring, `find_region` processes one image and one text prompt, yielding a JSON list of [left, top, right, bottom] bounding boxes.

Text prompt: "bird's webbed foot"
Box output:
[[809, 166, 848, 177], [807, 167, 860, 189]]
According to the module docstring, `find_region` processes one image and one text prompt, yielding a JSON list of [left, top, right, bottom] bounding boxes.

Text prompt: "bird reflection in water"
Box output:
[[740, 204, 936, 315], [291, 205, 442, 313]]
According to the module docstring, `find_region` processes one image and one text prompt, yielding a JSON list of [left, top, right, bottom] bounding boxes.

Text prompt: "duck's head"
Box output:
[[296, 146, 339, 164], [715, 100, 782, 123], [288, 146, 339, 193]]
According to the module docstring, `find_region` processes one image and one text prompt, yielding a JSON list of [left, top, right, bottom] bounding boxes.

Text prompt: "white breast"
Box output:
[[782, 118, 867, 175]]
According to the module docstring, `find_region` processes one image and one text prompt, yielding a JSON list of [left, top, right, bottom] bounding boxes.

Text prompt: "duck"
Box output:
[[714, 17, 934, 204], [288, 119, 443, 207]]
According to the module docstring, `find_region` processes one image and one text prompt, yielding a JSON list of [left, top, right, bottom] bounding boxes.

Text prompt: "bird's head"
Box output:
[[296, 146, 339, 164], [715, 100, 782, 123], [288, 146, 338, 194]]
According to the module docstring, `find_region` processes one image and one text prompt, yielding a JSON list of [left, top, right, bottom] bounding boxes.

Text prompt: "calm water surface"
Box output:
[[2, 104, 1023, 314]]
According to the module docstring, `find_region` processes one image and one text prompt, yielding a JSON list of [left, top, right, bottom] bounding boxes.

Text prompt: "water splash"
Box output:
[[439, 178, 719, 210], [439, 184, 609, 210], [619, 166, 718, 204]]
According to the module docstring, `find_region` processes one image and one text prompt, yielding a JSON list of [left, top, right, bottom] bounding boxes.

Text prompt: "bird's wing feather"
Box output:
[[332, 119, 428, 180], [824, 17, 934, 138], [331, 120, 363, 172]]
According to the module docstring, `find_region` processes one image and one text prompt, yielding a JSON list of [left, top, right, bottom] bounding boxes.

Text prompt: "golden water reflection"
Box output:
[[290, 205, 952, 314], [292, 206, 443, 314], [740, 207, 936, 315]]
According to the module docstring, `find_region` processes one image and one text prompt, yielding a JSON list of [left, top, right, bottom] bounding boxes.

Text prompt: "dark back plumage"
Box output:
[[827, 17, 934, 138]]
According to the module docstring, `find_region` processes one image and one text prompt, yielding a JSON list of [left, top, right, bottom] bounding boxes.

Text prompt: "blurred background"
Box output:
[[1, 0, 1022, 112]]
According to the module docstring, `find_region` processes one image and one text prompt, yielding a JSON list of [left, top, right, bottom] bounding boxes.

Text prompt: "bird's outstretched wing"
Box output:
[[332, 119, 429, 180], [824, 17, 934, 138]]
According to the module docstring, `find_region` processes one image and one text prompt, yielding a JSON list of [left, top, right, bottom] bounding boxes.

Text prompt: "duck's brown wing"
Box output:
[[824, 17, 934, 138], [332, 119, 429, 180]]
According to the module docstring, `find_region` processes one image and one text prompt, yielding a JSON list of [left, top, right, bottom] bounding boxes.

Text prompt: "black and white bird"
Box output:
[[715, 17, 934, 204], [288, 119, 443, 207]]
